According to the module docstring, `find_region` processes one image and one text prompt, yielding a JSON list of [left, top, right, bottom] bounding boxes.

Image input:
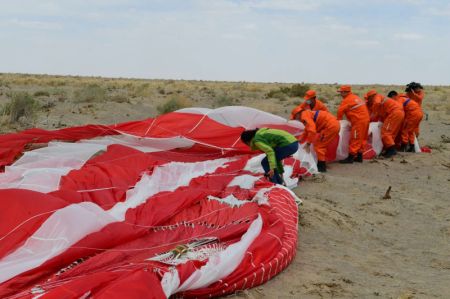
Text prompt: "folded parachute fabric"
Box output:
[[0, 107, 310, 299]]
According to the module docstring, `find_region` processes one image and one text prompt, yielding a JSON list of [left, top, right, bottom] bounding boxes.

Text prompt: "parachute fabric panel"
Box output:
[[0, 107, 307, 299]]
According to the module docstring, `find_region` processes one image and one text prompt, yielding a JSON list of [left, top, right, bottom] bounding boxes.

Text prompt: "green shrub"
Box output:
[[74, 84, 106, 102], [289, 84, 310, 97], [157, 95, 192, 114], [34, 90, 50, 97], [214, 95, 234, 107], [2, 92, 40, 123], [267, 84, 311, 99], [109, 93, 130, 103], [267, 90, 287, 101]]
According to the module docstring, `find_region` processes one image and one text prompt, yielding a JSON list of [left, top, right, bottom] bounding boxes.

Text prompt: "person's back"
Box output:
[[337, 93, 370, 124], [252, 128, 297, 150], [243, 128, 298, 185], [398, 93, 421, 114], [377, 97, 403, 121], [313, 110, 340, 132], [295, 110, 340, 172]]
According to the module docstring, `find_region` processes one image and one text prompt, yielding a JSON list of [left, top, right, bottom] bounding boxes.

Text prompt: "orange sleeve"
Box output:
[[290, 104, 304, 120], [336, 99, 349, 120], [317, 100, 329, 112], [299, 112, 317, 144]]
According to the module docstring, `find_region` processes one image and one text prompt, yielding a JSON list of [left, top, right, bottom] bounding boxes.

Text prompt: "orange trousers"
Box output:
[[382, 110, 404, 148], [401, 110, 423, 144], [349, 120, 369, 155], [314, 123, 340, 161]]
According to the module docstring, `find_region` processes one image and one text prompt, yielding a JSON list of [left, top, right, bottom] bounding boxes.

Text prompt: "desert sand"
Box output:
[[1, 74, 449, 298]]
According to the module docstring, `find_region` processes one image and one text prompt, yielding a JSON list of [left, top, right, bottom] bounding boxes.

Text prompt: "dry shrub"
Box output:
[[157, 95, 192, 114], [34, 90, 50, 97], [109, 93, 130, 103], [74, 84, 106, 103], [214, 95, 234, 107], [2, 92, 40, 123]]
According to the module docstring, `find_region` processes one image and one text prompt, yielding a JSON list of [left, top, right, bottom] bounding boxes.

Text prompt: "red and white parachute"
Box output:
[[0, 107, 382, 298]]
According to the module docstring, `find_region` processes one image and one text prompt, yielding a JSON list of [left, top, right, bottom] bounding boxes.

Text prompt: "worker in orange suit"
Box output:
[[389, 90, 423, 152], [290, 89, 328, 120], [406, 82, 424, 107], [364, 89, 383, 122], [292, 109, 340, 172], [336, 85, 370, 163], [372, 92, 405, 158], [405, 82, 425, 139]]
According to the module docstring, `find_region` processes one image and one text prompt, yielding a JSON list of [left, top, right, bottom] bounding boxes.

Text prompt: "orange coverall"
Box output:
[[374, 98, 405, 148], [407, 89, 424, 107], [366, 94, 383, 122], [297, 110, 340, 161], [290, 99, 328, 120], [397, 94, 423, 144], [337, 93, 370, 155]]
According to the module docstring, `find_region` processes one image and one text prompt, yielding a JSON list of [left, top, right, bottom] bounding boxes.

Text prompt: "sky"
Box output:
[[1, 0, 450, 84]]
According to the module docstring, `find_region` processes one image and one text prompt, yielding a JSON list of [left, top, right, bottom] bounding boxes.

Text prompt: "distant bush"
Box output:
[[109, 93, 130, 103], [289, 84, 310, 97], [34, 90, 50, 97], [131, 83, 151, 97], [157, 95, 192, 114], [214, 95, 234, 107], [267, 90, 288, 101], [267, 84, 310, 99], [74, 84, 106, 102], [2, 92, 40, 123]]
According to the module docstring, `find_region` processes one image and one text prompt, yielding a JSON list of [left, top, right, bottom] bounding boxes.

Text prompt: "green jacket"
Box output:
[[250, 128, 297, 173]]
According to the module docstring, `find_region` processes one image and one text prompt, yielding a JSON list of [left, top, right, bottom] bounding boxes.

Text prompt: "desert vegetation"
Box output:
[[1, 73, 449, 133]]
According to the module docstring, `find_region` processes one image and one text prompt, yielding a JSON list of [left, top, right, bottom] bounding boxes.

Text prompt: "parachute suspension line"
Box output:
[[230, 135, 242, 148], [0, 202, 117, 243], [186, 112, 210, 134], [0, 208, 62, 242], [66, 212, 259, 253], [144, 118, 157, 135]]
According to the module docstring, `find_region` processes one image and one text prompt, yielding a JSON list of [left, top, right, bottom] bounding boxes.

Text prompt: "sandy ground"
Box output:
[[230, 120, 450, 299], [1, 75, 449, 298]]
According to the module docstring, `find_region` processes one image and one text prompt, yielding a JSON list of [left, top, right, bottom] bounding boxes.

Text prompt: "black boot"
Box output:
[[339, 154, 355, 164], [383, 146, 397, 158], [317, 161, 327, 172], [354, 152, 363, 163], [407, 144, 415, 152], [399, 143, 408, 152]]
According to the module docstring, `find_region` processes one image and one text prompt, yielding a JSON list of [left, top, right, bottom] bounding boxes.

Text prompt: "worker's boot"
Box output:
[[354, 152, 363, 163], [383, 146, 397, 158], [317, 161, 327, 172], [407, 144, 415, 152], [399, 143, 408, 152], [339, 154, 355, 164]]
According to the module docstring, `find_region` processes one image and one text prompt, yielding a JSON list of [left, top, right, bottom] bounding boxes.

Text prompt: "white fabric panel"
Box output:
[[161, 269, 181, 298], [228, 174, 261, 189], [368, 122, 383, 155], [177, 106, 303, 132], [167, 214, 263, 295], [414, 136, 422, 153], [84, 135, 194, 153], [207, 194, 250, 207], [0, 202, 116, 283], [0, 158, 231, 284], [108, 158, 232, 221], [0, 136, 194, 193], [336, 120, 351, 160]]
